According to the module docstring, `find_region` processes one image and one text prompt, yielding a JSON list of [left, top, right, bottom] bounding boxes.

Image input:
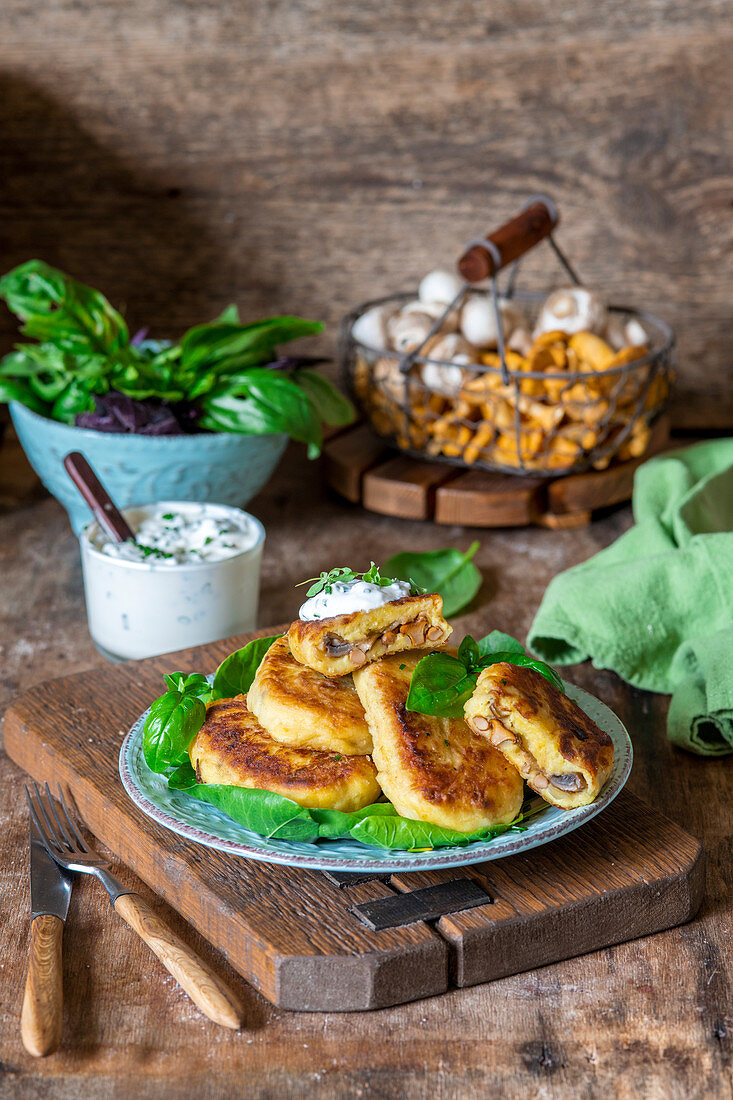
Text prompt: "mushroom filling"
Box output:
[[470, 710, 587, 795], [323, 615, 443, 664]]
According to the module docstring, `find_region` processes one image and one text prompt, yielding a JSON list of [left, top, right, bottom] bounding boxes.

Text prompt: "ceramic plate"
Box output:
[[119, 681, 632, 873]]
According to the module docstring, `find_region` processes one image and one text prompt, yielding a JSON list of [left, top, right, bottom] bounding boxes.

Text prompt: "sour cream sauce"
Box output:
[[299, 578, 411, 621], [80, 501, 265, 660], [95, 504, 260, 565]]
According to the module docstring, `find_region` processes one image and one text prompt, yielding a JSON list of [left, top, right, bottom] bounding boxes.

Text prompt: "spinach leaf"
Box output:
[[211, 635, 281, 701], [168, 778, 532, 849], [189, 785, 322, 842], [292, 369, 356, 426], [309, 802, 398, 839], [383, 541, 481, 616], [350, 814, 518, 850], [142, 691, 206, 773]]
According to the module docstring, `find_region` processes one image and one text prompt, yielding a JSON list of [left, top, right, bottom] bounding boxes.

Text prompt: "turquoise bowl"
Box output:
[[10, 402, 288, 533]]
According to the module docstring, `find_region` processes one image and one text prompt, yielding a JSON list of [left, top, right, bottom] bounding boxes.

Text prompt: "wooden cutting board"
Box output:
[[323, 414, 671, 528], [3, 628, 703, 1013]]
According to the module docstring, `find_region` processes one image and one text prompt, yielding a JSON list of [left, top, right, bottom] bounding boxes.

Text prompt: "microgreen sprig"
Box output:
[[296, 563, 407, 599]]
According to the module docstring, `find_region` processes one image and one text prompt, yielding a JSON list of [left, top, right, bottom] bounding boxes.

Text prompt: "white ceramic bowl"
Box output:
[[79, 501, 265, 660]]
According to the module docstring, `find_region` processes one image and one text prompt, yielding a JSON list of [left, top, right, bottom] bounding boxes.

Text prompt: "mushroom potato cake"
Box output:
[[190, 696, 380, 812], [289, 593, 452, 678], [353, 652, 523, 832], [464, 662, 614, 810], [247, 635, 373, 755]]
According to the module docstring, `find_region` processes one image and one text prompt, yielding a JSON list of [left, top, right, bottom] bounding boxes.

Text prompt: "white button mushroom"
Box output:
[[420, 333, 477, 396], [351, 305, 391, 354], [604, 314, 649, 351], [387, 310, 435, 354], [533, 287, 607, 338], [460, 295, 526, 349], [625, 318, 649, 347], [401, 298, 460, 331], [418, 269, 465, 306]]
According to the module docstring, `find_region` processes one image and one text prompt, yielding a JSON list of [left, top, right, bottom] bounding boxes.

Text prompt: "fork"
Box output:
[[25, 782, 243, 1030]]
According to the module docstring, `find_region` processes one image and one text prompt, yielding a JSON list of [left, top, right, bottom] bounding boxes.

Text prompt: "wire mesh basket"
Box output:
[[340, 198, 675, 478]]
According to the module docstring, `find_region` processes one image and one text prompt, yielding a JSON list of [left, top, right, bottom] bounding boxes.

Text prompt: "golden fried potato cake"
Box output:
[[288, 594, 452, 678], [464, 663, 614, 810], [190, 696, 380, 812], [353, 653, 523, 832], [247, 635, 372, 755]]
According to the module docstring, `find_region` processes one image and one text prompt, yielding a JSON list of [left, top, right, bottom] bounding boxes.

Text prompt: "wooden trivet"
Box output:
[[4, 628, 703, 1012], [323, 414, 671, 528]]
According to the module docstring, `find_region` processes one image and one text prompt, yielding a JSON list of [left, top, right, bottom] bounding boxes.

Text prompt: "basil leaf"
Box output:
[[476, 651, 566, 693], [0, 376, 49, 413], [477, 631, 525, 657], [163, 671, 212, 700], [199, 370, 323, 455], [142, 691, 206, 773], [211, 635, 281, 701], [406, 652, 477, 718], [457, 635, 480, 668], [188, 785, 322, 842], [167, 761, 199, 790], [0, 260, 129, 356], [292, 369, 356, 426], [383, 541, 481, 616], [181, 317, 323, 374]]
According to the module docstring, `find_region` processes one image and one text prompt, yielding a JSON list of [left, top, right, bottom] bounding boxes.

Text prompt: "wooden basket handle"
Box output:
[[457, 197, 558, 282]]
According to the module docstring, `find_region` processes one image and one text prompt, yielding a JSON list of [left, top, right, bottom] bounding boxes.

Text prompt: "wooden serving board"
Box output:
[[324, 414, 671, 528], [3, 628, 703, 1013]]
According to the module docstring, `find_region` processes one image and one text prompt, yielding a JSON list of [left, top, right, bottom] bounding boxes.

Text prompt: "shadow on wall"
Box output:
[[0, 71, 253, 353]]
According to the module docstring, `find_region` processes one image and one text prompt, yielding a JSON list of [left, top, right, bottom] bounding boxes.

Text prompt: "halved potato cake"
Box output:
[[190, 696, 380, 812], [353, 653, 523, 832], [464, 662, 614, 810], [247, 635, 372, 755], [288, 593, 452, 678]]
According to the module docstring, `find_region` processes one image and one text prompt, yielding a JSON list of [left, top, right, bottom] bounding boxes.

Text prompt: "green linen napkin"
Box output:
[[528, 439, 733, 755]]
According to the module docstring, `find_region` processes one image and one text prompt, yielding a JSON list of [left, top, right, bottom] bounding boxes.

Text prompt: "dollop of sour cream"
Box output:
[[95, 504, 260, 566], [299, 578, 412, 621]]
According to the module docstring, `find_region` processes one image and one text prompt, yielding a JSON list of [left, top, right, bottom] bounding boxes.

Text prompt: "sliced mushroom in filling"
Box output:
[[322, 615, 446, 663]]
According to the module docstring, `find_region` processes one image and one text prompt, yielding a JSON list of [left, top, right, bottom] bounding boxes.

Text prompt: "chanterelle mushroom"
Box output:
[[533, 287, 607, 338]]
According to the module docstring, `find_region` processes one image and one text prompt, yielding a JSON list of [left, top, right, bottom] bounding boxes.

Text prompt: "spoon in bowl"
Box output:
[[63, 452, 135, 544]]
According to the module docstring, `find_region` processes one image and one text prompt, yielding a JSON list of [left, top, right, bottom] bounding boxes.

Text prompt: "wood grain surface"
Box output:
[[2, 632, 704, 1013], [0, 436, 732, 1097], [325, 413, 671, 525], [1, 1, 732, 430]]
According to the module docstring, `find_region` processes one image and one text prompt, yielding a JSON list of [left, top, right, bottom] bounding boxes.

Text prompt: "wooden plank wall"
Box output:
[[1, 0, 731, 426]]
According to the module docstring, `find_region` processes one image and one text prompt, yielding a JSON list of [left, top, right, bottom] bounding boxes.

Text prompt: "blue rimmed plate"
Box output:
[[119, 681, 632, 873]]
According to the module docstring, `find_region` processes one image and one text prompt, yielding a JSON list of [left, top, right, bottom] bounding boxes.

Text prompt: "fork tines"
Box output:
[[25, 782, 98, 864]]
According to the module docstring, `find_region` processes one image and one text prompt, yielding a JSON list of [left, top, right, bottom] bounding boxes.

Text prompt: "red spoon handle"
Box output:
[[63, 452, 135, 544]]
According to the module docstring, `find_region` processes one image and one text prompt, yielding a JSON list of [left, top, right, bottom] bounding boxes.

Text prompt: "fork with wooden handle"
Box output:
[[26, 783, 243, 1031]]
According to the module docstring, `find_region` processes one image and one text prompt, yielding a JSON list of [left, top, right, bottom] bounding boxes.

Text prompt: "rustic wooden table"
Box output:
[[0, 437, 730, 1099]]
